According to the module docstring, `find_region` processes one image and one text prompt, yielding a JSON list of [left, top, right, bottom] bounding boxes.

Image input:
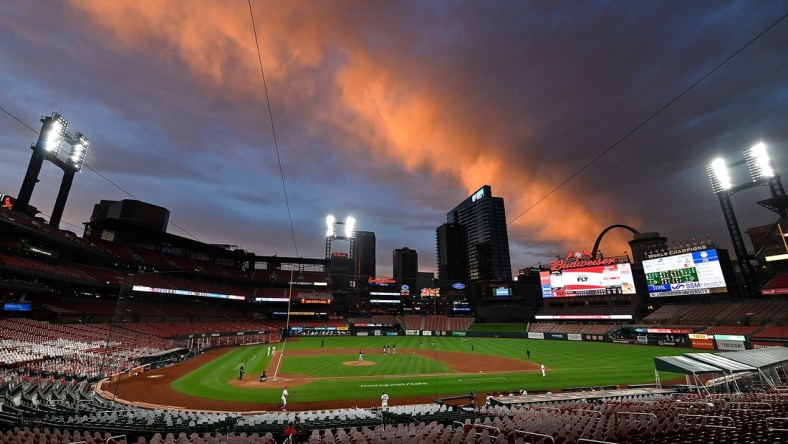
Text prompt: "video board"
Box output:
[[540, 263, 636, 298], [3, 302, 31, 312], [492, 286, 512, 297], [642, 248, 727, 297]]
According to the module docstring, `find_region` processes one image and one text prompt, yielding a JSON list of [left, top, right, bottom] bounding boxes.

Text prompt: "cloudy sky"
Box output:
[[0, 1, 786, 277]]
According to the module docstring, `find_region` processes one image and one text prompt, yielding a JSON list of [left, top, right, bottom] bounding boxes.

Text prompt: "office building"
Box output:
[[438, 185, 512, 284], [393, 247, 418, 293]]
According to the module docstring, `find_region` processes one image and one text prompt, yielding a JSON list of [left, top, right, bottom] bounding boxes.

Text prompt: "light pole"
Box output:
[[706, 142, 785, 298], [14, 112, 91, 227]]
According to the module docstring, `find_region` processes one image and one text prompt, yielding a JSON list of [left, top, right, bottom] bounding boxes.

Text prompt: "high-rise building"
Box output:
[[436, 223, 466, 288], [438, 185, 512, 283], [354, 231, 376, 287], [393, 247, 418, 292]]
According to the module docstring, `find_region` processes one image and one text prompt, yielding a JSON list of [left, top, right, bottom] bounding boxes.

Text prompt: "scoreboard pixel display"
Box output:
[[642, 248, 727, 297], [540, 263, 636, 298]]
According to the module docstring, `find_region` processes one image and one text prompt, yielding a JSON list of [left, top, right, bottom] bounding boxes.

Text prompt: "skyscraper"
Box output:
[[354, 231, 376, 286], [393, 247, 418, 292], [438, 185, 512, 283], [436, 223, 466, 288]]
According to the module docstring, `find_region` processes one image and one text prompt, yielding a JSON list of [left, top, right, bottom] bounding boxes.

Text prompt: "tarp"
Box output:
[[685, 352, 757, 372], [716, 346, 788, 369], [654, 355, 722, 374]]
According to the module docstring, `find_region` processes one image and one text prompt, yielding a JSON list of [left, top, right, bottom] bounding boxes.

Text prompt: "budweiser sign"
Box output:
[[548, 250, 617, 271]]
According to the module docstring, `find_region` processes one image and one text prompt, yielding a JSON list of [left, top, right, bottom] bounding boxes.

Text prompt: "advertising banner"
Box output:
[[405, 330, 419, 336], [549, 333, 567, 341], [583, 334, 607, 342], [688, 333, 710, 340], [716, 339, 746, 351], [452, 331, 467, 337], [752, 340, 787, 348], [422, 330, 433, 336], [567, 333, 583, 341], [636, 335, 649, 345], [691, 339, 715, 350], [527, 332, 544, 340]]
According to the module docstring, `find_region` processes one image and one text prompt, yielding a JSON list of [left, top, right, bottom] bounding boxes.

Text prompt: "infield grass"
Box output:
[[170, 336, 689, 406]]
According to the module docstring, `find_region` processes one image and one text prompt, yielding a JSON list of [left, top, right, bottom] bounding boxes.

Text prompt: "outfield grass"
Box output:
[[171, 336, 688, 405]]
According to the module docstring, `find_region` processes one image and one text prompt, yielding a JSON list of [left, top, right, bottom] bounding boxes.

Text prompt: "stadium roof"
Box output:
[[715, 346, 788, 369], [684, 353, 757, 373], [654, 355, 722, 375]]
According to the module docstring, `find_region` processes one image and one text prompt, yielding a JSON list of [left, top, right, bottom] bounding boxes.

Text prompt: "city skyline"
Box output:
[[0, 1, 786, 278]]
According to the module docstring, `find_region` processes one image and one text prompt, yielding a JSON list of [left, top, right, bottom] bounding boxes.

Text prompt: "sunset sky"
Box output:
[[0, 1, 786, 277]]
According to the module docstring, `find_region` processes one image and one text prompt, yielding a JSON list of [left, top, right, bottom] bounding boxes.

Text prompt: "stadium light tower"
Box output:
[[325, 215, 357, 259], [706, 142, 785, 297], [13, 112, 91, 227]]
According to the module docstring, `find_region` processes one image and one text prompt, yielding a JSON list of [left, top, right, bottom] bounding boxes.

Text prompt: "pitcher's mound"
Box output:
[[344, 361, 375, 366]]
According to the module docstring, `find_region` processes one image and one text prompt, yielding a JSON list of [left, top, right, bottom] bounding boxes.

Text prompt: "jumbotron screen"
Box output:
[[642, 248, 727, 297], [540, 263, 636, 298]]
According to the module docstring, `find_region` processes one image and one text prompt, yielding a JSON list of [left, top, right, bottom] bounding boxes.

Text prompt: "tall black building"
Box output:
[[436, 223, 466, 288], [393, 247, 418, 293], [354, 231, 376, 286], [437, 185, 512, 284]]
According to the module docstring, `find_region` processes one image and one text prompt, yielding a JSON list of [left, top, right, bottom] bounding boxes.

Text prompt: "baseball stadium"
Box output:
[[2, 179, 788, 444], [2, 38, 788, 444]]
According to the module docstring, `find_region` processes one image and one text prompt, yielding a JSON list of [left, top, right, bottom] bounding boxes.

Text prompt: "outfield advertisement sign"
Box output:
[[549, 333, 567, 340], [688, 333, 714, 349], [690, 338, 715, 349], [567, 333, 583, 341], [583, 334, 607, 342], [528, 332, 544, 340], [752, 341, 786, 348], [405, 330, 419, 336], [716, 339, 746, 351]]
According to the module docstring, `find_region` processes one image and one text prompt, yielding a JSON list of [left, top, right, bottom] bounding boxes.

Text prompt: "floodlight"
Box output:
[[69, 132, 89, 171], [41, 113, 68, 154], [345, 216, 356, 238], [706, 158, 732, 193], [326, 215, 336, 237], [744, 142, 774, 180]]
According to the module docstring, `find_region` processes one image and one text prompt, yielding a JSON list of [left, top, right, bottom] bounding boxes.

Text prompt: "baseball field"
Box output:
[[104, 336, 689, 411]]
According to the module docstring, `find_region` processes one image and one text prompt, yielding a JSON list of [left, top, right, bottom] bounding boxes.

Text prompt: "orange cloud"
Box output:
[[67, 0, 637, 256], [333, 53, 636, 252]]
